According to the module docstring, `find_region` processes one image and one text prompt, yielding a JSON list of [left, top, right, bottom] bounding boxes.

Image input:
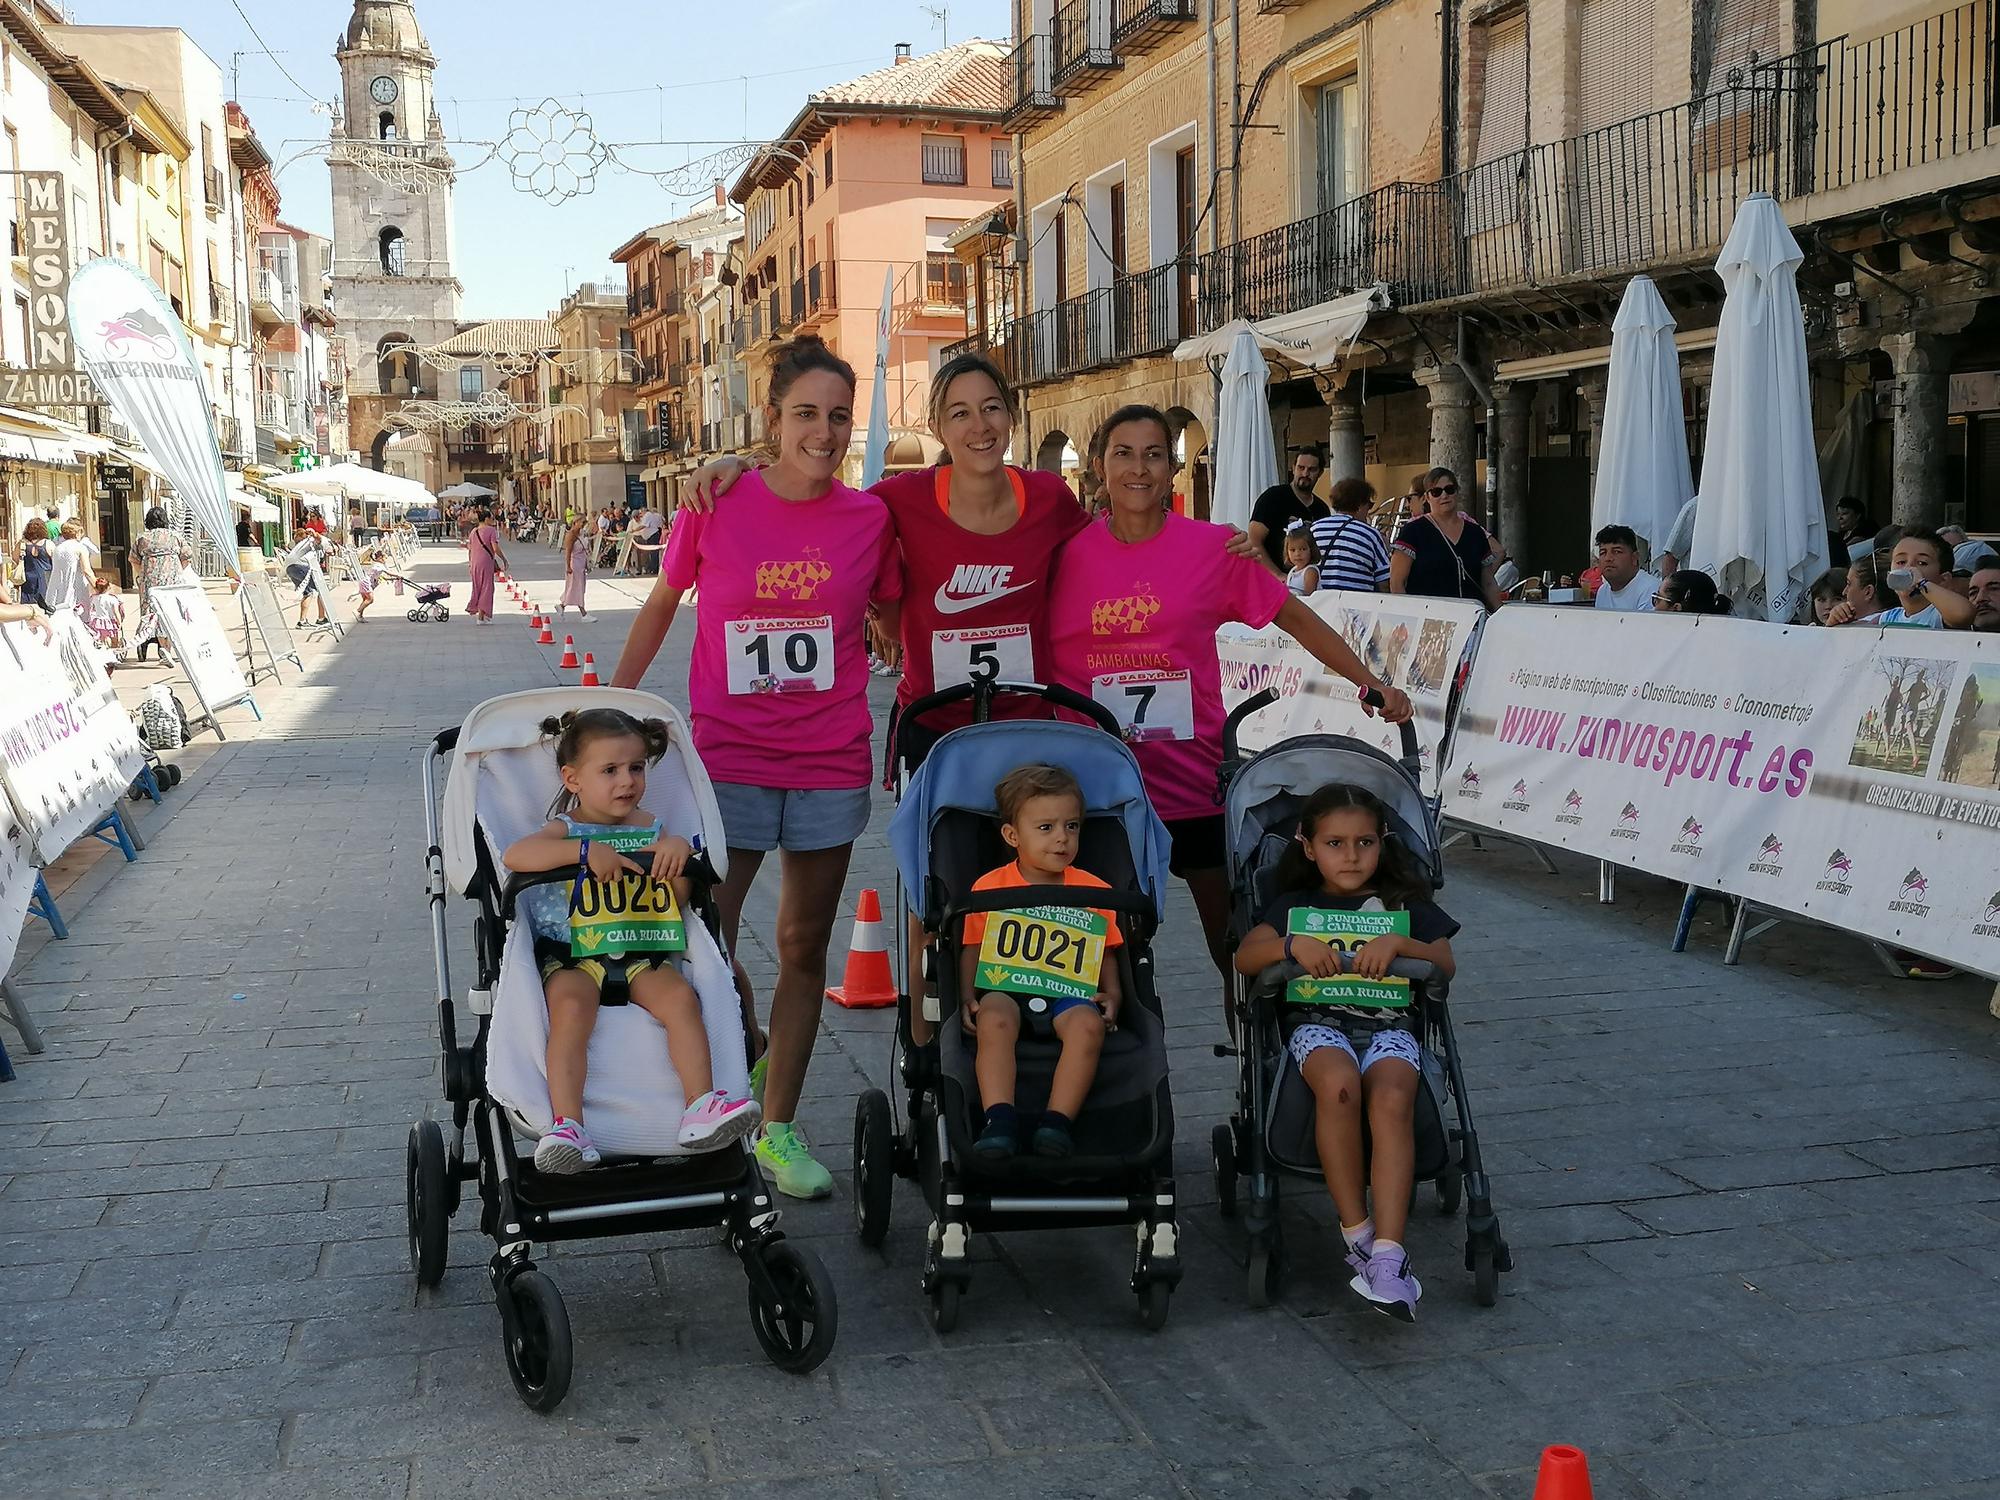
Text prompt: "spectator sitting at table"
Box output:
[[1653, 569, 1731, 615], [1807, 568, 1847, 625], [1826, 528, 1971, 628], [1832, 496, 1883, 563], [1969, 564, 2000, 633], [1938, 524, 1994, 574], [1591, 525, 1660, 611]]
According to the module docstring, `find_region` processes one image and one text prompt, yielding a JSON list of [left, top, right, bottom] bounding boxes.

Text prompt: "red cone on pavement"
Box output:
[[1532, 1446, 1593, 1500], [558, 635, 579, 668], [536, 620, 555, 645], [579, 653, 601, 687], [826, 888, 896, 1008], [529, 612, 543, 630]]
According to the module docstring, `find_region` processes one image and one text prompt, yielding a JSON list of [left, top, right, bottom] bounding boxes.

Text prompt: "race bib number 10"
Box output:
[[1091, 669, 1195, 743], [1284, 907, 1411, 1007], [569, 827, 687, 956], [726, 615, 835, 695], [975, 905, 1108, 1002]]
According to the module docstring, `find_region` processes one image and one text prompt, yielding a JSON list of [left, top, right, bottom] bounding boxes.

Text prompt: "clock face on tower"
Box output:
[[369, 75, 399, 105]]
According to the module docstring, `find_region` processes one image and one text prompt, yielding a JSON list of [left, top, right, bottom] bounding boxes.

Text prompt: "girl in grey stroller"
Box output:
[[854, 679, 1184, 1332], [1213, 686, 1510, 1313], [408, 688, 836, 1412]]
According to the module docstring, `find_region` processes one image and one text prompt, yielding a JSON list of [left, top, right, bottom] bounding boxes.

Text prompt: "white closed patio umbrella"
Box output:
[[1689, 194, 1829, 622], [1591, 275, 1692, 554], [439, 481, 496, 500], [1210, 326, 1280, 532]]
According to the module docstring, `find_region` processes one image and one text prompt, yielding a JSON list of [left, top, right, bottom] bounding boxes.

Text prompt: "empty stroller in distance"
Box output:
[[406, 582, 450, 623], [859, 681, 1183, 1331], [412, 687, 835, 1411], [1213, 686, 1511, 1308]]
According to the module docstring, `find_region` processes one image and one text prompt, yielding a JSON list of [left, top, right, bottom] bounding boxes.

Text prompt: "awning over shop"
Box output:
[[1172, 283, 1390, 371], [225, 472, 282, 522]]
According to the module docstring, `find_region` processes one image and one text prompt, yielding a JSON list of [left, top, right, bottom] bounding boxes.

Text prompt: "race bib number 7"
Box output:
[[975, 905, 1108, 1001], [569, 827, 687, 956], [726, 615, 835, 695], [1284, 907, 1411, 1007], [1091, 669, 1194, 743]]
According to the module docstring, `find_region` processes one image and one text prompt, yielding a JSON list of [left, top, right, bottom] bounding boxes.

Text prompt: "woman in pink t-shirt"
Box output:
[[1048, 404, 1413, 1004], [612, 336, 901, 1201]]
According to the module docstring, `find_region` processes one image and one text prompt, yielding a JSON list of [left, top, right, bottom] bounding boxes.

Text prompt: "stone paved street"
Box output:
[[4, 540, 2000, 1499]]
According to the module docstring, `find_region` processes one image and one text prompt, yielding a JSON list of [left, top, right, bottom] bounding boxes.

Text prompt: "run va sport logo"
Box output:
[[1556, 788, 1584, 826], [1670, 816, 1704, 858], [94, 306, 175, 359], [1610, 802, 1642, 840], [1456, 767, 1481, 799], [1816, 848, 1855, 896], [1090, 585, 1161, 635], [1748, 834, 1785, 877], [754, 549, 831, 601], [1888, 868, 1931, 918], [1974, 893, 2000, 939], [1501, 778, 1530, 812]]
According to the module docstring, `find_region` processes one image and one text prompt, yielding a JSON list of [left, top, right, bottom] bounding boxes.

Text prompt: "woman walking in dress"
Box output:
[[464, 505, 507, 624], [558, 512, 595, 623], [130, 507, 194, 664]]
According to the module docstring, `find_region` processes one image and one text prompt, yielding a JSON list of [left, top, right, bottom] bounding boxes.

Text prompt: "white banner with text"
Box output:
[[1444, 607, 2000, 974]]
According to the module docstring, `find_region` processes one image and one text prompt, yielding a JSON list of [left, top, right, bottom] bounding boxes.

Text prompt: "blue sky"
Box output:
[[82, 0, 1009, 319]]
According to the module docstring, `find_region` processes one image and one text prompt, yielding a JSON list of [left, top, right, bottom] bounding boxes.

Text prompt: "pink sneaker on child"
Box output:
[[534, 1116, 601, 1174], [677, 1090, 762, 1151]]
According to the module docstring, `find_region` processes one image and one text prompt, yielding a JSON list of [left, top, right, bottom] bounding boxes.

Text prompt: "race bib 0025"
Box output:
[[1284, 906, 1411, 1007], [1091, 669, 1194, 743], [974, 905, 1108, 1002], [725, 614, 834, 695], [569, 827, 686, 956]]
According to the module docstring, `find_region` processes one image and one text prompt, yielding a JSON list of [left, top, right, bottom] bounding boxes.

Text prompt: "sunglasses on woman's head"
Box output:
[[1428, 485, 1457, 497]]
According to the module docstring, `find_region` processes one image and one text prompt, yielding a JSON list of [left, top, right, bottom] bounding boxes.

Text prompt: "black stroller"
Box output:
[[1213, 686, 1511, 1307], [854, 681, 1184, 1330], [410, 686, 835, 1411]]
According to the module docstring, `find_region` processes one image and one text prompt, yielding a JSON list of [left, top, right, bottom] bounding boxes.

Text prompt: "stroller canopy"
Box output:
[[441, 687, 727, 894], [1224, 734, 1439, 887], [889, 720, 1173, 917]]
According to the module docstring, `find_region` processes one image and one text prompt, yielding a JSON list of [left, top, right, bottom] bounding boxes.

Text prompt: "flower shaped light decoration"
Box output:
[[498, 99, 610, 204]]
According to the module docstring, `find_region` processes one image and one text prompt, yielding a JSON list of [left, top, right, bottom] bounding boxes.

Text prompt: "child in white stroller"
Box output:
[[410, 687, 836, 1411]]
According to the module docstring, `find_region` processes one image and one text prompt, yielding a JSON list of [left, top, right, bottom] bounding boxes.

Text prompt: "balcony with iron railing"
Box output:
[[1052, 0, 1119, 93], [667, 361, 688, 390], [803, 261, 837, 324], [1112, 0, 1197, 52], [977, 260, 1186, 387], [662, 287, 686, 318], [1003, 33, 1063, 128], [251, 266, 293, 325], [255, 389, 287, 432], [1196, 2, 2000, 334]]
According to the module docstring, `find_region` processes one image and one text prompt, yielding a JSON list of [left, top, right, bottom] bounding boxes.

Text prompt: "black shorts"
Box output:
[[1164, 814, 1226, 877]]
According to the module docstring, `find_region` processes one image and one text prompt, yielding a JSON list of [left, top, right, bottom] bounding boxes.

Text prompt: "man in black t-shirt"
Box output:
[[1249, 447, 1330, 572]]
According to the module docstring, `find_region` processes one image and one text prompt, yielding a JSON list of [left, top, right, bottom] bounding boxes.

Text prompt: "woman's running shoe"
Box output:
[[677, 1090, 761, 1151], [755, 1121, 833, 1199], [533, 1116, 600, 1173]]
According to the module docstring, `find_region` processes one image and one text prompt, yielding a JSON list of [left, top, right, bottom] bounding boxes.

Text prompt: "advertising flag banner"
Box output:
[[1219, 591, 1486, 796], [861, 266, 894, 487], [1443, 607, 2000, 975], [67, 258, 236, 574]]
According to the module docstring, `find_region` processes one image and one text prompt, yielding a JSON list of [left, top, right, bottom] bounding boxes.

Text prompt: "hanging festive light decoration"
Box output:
[[496, 99, 611, 204]]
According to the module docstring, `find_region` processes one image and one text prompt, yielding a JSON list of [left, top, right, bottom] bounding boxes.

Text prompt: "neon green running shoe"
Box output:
[[756, 1121, 833, 1200], [749, 1053, 768, 1109]]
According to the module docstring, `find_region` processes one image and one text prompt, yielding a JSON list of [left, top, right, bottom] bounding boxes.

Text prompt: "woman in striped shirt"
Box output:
[[1309, 478, 1392, 593]]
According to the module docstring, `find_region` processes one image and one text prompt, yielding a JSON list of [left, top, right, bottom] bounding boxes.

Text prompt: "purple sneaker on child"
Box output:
[[1350, 1245, 1421, 1322]]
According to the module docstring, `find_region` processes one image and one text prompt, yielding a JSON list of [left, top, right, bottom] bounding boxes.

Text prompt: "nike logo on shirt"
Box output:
[[933, 563, 1033, 614]]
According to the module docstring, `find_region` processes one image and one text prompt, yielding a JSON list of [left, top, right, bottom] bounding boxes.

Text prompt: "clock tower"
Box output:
[[329, 0, 461, 482]]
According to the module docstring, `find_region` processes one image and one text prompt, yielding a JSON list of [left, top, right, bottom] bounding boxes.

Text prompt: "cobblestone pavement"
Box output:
[[3, 541, 1999, 1499]]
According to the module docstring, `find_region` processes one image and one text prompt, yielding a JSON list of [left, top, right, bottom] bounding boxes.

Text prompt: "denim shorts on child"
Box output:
[[710, 781, 872, 853], [1288, 1022, 1422, 1074]]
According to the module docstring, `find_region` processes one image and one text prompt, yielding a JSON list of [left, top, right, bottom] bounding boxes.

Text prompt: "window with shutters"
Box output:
[[1570, 0, 1659, 272], [1314, 75, 1362, 213], [1466, 15, 1527, 234], [1695, 0, 1782, 170]]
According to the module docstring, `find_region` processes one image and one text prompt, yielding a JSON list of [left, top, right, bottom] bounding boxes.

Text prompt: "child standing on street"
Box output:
[[505, 708, 759, 1172], [1233, 783, 1457, 1322], [354, 548, 386, 622], [1282, 522, 1321, 596], [82, 575, 125, 651], [959, 764, 1123, 1159]]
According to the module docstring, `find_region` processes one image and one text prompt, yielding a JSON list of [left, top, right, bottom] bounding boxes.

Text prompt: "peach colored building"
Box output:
[[730, 40, 1012, 480]]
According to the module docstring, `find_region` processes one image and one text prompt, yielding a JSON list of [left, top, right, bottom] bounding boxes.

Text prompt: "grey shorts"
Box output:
[[1289, 1023, 1422, 1075], [711, 781, 872, 853]]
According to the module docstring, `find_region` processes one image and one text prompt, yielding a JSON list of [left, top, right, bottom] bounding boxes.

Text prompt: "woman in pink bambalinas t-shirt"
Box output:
[[612, 336, 901, 1200], [1048, 404, 1413, 1011]]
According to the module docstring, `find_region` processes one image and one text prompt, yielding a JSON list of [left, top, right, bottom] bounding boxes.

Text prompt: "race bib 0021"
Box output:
[[1284, 906, 1412, 1007], [569, 826, 686, 956], [725, 614, 834, 695], [932, 622, 1032, 689], [1091, 669, 1194, 743], [974, 905, 1108, 1002]]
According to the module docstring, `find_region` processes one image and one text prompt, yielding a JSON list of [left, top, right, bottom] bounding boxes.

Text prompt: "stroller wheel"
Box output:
[[163, 765, 183, 788], [1137, 1280, 1172, 1331], [926, 1278, 960, 1334], [499, 1269, 572, 1411], [1435, 1165, 1463, 1217], [406, 609, 421, 621], [1211, 1123, 1238, 1220], [1471, 1243, 1500, 1308], [746, 1239, 838, 1373], [852, 1089, 895, 1250], [1247, 1232, 1285, 1310], [405, 1120, 450, 1288], [438, 607, 449, 620]]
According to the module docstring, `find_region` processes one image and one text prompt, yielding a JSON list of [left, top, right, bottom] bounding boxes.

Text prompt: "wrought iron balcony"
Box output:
[[1003, 34, 1063, 128], [1112, 0, 1197, 52], [982, 261, 1186, 388], [1052, 0, 1119, 93], [803, 261, 837, 324]]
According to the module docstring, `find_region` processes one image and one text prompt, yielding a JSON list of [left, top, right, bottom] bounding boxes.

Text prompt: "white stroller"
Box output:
[[410, 686, 836, 1411]]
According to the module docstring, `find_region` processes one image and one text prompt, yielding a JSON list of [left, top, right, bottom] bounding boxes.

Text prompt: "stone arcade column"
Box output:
[[1326, 378, 1366, 486], [1576, 367, 1610, 493], [1415, 360, 1476, 489], [1881, 330, 1952, 530], [1493, 379, 1532, 558]]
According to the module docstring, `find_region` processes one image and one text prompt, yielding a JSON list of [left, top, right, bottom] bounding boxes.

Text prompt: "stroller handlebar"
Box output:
[[497, 848, 724, 922], [1218, 686, 1423, 802], [889, 679, 1123, 785]]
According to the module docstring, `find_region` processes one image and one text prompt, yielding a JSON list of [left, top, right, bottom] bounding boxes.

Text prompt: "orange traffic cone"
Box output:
[[536, 620, 555, 645], [519, 597, 530, 611], [826, 888, 896, 1008], [1532, 1446, 1593, 1500], [529, 612, 543, 630], [558, 635, 579, 668], [579, 653, 601, 687]]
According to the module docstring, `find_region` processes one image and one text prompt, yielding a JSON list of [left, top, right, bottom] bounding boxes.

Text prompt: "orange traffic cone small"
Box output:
[[1532, 1446, 1593, 1500], [536, 620, 555, 645], [558, 635, 579, 668], [579, 653, 601, 687], [826, 888, 896, 1008], [529, 611, 543, 630]]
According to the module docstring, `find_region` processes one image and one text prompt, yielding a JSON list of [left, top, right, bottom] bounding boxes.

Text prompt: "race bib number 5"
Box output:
[[569, 827, 687, 956], [1092, 669, 1194, 743], [1284, 907, 1411, 1007], [932, 623, 1032, 688], [975, 906, 1107, 1002], [726, 615, 834, 695]]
